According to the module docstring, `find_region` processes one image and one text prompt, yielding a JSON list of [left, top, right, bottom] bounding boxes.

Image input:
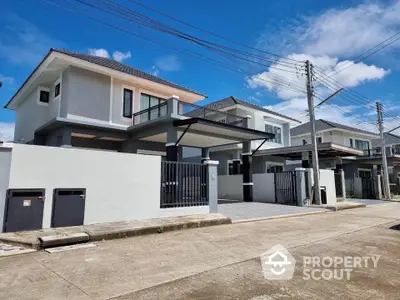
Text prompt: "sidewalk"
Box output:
[[0, 213, 231, 249]]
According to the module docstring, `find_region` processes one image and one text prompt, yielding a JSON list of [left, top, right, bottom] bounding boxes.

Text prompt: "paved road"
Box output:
[[218, 202, 327, 221], [348, 198, 394, 205], [0, 203, 399, 299]]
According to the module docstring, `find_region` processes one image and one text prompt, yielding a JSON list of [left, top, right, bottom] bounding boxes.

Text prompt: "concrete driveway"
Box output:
[[348, 198, 393, 205], [218, 201, 328, 221], [0, 203, 399, 299]]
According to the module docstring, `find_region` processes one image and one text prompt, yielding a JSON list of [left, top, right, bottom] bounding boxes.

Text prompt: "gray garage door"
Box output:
[[3, 189, 45, 232], [51, 189, 86, 228]]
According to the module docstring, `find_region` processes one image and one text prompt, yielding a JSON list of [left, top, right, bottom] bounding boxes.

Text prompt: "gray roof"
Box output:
[[5, 48, 206, 108], [291, 119, 378, 137], [202, 96, 301, 123], [54, 49, 206, 97], [384, 132, 400, 145]]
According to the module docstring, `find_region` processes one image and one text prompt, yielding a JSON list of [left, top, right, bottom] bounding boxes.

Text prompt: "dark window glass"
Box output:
[[140, 93, 165, 122], [123, 88, 133, 118], [317, 137, 322, 144], [55, 83, 60, 98], [39, 90, 49, 104]]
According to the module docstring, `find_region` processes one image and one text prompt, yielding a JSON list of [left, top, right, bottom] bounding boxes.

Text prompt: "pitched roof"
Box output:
[[202, 96, 301, 123], [384, 132, 400, 144], [291, 119, 379, 137], [5, 48, 206, 109], [54, 49, 206, 97]]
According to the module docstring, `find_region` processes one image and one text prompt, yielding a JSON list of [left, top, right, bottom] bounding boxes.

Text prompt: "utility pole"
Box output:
[[376, 102, 391, 200], [305, 60, 321, 205]]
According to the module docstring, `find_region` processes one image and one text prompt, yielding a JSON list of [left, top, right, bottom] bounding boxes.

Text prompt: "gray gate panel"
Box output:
[[51, 189, 86, 228], [3, 189, 45, 232], [274, 171, 297, 206]]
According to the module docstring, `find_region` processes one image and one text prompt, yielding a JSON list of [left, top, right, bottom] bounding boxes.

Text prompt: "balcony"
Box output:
[[132, 97, 248, 128]]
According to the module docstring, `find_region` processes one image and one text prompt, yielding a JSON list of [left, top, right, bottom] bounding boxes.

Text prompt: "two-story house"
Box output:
[[197, 96, 301, 175], [5, 48, 272, 202], [290, 119, 383, 179]]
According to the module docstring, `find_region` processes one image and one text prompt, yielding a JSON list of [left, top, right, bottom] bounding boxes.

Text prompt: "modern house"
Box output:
[[5, 48, 273, 202], [197, 96, 301, 175]]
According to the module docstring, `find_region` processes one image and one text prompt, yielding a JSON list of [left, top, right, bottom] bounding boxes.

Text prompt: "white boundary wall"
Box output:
[[319, 169, 337, 205], [0, 144, 208, 230], [218, 173, 275, 202]]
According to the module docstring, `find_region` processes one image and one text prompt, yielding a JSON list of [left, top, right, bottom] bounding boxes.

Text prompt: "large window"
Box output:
[[265, 124, 282, 144], [123, 88, 133, 118], [266, 162, 284, 173], [140, 93, 166, 122], [350, 138, 370, 150]]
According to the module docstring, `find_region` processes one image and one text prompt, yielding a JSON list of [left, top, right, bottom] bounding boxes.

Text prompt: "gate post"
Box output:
[[374, 175, 383, 200], [339, 169, 346, 200], [295, 168, 307, 206], [204, 160, 219, 213], [242, 142, 253, 202]]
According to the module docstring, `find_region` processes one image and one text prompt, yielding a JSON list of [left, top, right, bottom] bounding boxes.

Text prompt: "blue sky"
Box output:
[[1, 0, 400, 140]]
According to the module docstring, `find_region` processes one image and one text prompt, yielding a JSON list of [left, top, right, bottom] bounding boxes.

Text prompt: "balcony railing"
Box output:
[[177, 100, 247, 128], [132, 98, 248, 128], [132, 102, 168, 125]]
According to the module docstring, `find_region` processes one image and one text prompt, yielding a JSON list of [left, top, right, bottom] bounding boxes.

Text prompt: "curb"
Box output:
[[232, 210, 329, 224], [0, 216, 232, 250]]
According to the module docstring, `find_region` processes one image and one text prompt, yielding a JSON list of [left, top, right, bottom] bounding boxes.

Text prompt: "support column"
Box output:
[[166, 126, 178, 161], [205, 160, 219, 213], [60, 127, 72, 147], [201, 148, 210, 164], [335, 157, 346, 200], [242, 142, 253, 202], [295, 168, 307, 206], [301, 151, 310, 168]]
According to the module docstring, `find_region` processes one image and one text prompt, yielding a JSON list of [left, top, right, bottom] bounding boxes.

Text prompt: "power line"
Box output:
[[328, 31, 400, 76], [29, 0, 306, 99], [124, 0, 301, 64]]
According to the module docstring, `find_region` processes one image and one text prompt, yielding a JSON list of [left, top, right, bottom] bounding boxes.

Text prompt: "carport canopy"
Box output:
[[140, 118, 274, 148], [253, 142, 364, 159]]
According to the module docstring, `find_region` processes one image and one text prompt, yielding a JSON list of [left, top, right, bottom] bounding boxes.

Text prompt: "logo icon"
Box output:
[[261, 244, 296, 280]]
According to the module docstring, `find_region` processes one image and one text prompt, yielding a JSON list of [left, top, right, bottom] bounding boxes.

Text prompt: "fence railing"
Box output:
[[177, 100, 248, 128], [132, 102, 168, 125], [160, 161, 208, 208]]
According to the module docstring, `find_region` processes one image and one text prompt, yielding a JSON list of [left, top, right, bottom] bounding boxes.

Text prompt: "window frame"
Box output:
[[139, 92, 166, 122], [349, 137, 370, 150], [264, 122, 283, 144], [265, 162, 284, 173], [37, 86, 50, 106], [358, 168, 372, 178], [122, 87, 134, 119]]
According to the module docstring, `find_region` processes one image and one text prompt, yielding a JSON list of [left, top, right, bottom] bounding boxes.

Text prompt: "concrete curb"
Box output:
[[0, 214, 232, 250], [232, 210, 329, 224]]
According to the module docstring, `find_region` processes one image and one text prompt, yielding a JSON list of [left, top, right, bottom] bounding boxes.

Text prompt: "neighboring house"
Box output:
[[290, 119, 400, 180], [199, 96, 301, 175], [372, 132, 400, 184]]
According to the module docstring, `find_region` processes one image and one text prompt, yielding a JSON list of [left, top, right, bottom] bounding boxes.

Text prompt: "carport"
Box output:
[[130, 117, 274, 202]]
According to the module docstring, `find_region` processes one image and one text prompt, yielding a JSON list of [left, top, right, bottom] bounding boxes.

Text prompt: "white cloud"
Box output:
[[151, 66, 160, 76], [0, 122, 15, 142], [88, 48, 110, 58], [154, 54, 182, 72], [0, 74, 15, 85], [0, 13, 62, 66], [88, 48, 131, 62], [112, 50, 131, 62]]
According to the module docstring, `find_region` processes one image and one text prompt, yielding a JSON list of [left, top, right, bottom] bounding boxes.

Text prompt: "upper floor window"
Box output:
[[317, 137, 322, 144], [54, 83, 60, 98], [140, 93, 166, 122], [123, 88, 133, 118], [38, 88, 50, 105], [350, 138, 370, 150], [265, 124, 282, 144]]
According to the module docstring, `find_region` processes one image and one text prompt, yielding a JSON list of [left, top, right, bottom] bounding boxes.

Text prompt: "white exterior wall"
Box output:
[[0, 149, 12, 229], [14, 88, 49, 143], [0, 144, 207, 230], [291, 130, 375, 148], [253, 173, 275, 202], [218, 175, 242, 200], [217, 173, 275, 202]]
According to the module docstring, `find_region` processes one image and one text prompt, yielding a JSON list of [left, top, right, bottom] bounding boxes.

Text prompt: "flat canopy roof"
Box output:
[[254, 142, 364, 159], [140, 118, 274, 148]]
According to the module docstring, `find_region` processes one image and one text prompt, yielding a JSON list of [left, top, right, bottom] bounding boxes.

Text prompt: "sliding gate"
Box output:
[[160, 161, 208, 208], [274, 171, 297, 205]]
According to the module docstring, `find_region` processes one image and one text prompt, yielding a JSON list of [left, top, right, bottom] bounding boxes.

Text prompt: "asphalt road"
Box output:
[[0, 203, 399, 300]]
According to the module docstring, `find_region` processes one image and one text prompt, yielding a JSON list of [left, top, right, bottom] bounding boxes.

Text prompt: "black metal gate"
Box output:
[[274, 171, 297, 205], [334, 173, 343, 197], [51, 189, 86, 228], [361, 178, 375, 199], [160, 161, 208, 208], [3, 189, 45, 232]]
